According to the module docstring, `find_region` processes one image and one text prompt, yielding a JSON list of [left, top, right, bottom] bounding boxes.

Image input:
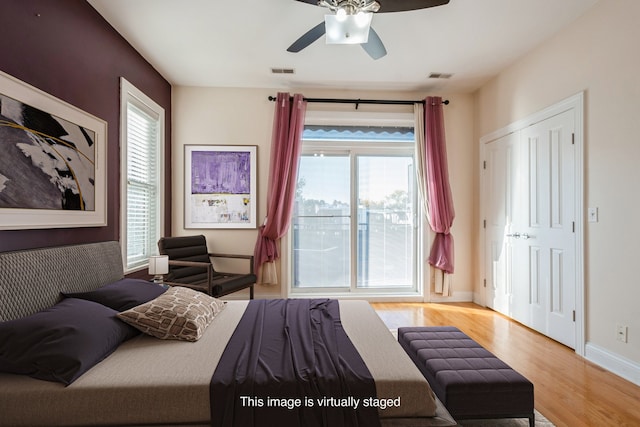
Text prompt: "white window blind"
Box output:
[[120, 78, 164, 272]]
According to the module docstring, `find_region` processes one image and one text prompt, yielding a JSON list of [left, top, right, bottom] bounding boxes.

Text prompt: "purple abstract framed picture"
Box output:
[[184, 145, 257, 229], [0, 70, 107, 230]]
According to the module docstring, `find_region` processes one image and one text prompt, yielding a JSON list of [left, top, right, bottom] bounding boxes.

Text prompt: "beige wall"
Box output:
[[172, 87, 475, 300], [475, 0, 640, 369]]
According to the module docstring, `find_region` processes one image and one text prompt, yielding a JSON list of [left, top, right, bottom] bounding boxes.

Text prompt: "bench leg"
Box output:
[[529, 413, 535, 426]]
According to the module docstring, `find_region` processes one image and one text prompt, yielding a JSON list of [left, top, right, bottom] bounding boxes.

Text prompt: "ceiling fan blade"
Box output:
[[287, 22, 326, 53], [294, 0, 319, 5], [361, 27, 387, 60], [377, 0, 449, 13]]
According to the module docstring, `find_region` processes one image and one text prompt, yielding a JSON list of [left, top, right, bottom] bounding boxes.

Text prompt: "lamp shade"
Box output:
[[148, 255, 169, 275], [325, 12, 373, 44]]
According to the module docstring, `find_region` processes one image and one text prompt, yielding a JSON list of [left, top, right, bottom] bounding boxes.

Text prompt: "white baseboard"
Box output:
[[585, 342, 640, 386], [429, 291, 474, 303]]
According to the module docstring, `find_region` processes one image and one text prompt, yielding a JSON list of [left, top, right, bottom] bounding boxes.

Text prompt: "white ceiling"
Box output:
[[88, 0, 599, 93]]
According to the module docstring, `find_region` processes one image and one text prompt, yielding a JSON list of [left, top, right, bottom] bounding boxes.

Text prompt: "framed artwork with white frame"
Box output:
[[184, 145, 257, 229], [0, 70, 107, 230]]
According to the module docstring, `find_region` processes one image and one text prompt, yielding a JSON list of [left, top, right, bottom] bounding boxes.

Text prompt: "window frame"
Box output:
[[285, 111, 427, 299], [119, 78, 165, 273]]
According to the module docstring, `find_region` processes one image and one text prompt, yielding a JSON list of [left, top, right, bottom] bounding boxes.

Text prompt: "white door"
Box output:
[[484, 132, 519, 317], [520, 110, 576, 348], [484, 109, 576, 349]]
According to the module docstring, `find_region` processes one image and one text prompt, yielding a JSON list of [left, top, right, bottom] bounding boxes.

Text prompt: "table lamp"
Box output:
[[148, 255, 169, 284]]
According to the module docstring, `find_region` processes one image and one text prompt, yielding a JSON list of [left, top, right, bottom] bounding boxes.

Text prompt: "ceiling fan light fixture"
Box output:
[[354, 11, 370, 27], [318, 0, 380, 14], [360, 1, 380, 13], [325, 12, 372, 44], [336, 7, 348, 21]]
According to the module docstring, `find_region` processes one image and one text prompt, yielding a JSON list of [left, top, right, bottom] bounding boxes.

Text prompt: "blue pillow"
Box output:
[[0, 298, 138, 385], [62, 278, 167, 311]]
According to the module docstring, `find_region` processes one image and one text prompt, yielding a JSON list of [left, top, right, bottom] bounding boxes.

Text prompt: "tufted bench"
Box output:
[[398, 326, 534, 426]]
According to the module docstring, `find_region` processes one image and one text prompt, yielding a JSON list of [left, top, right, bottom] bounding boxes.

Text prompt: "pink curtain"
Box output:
[[423, 96, 455, 274], [253, 93, 307, 281]]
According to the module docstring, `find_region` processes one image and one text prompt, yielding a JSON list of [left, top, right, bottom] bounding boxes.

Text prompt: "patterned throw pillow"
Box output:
[[117, 286, 226, 342]]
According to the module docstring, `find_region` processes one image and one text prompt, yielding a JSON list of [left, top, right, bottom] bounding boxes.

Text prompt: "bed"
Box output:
[[0, 241, 456, 427]]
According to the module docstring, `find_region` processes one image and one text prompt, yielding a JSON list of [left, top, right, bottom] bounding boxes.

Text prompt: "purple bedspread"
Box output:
[[210, 299, 381, 427]]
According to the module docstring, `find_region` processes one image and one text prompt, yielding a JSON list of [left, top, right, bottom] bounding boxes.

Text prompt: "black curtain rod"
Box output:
[[267, 95, 449, 109]]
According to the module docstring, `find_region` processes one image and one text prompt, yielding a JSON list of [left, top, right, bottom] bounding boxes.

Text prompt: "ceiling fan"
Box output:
[[287, 0, 450, 60]]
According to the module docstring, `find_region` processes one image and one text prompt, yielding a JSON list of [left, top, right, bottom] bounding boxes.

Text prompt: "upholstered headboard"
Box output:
[[0, 241, 124, 322]]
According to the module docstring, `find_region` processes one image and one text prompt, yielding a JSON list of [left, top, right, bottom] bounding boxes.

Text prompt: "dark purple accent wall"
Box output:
[[0, 1, 172, 253]]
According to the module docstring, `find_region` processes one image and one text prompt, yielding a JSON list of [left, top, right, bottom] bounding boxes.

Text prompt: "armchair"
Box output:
[[158, 235, 255, 299]]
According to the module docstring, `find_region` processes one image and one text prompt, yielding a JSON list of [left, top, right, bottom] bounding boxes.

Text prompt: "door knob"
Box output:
[[506, 232, 521, 238]]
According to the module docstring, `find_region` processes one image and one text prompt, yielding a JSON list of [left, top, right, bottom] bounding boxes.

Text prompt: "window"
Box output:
[[290, 122, 421, 295], [120, 78, 164, 272]]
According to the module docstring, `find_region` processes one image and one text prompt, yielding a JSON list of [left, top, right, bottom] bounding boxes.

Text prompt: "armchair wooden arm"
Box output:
[[167, 260, 211, 268]]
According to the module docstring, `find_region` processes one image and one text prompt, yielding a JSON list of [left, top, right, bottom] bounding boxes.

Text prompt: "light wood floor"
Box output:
[[371, 302, 640, 427]]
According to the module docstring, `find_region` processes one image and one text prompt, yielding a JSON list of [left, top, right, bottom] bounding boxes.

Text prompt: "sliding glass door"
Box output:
[[291, 126, 418, 294], [293, 154, 351, 288], [356, 155, 415, 289]]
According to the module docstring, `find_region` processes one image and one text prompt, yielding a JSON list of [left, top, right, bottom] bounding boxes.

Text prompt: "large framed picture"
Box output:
[[0, 70, 107, 230], [184, 145, 257, 229]]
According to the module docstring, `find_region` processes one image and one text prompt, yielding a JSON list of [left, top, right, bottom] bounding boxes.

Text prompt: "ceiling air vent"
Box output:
[[428, 72, 453, 79], [271, 67, 295, 74]]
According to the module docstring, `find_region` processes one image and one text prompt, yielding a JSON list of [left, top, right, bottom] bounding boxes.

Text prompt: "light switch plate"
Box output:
[[588, 207, 598, 223]]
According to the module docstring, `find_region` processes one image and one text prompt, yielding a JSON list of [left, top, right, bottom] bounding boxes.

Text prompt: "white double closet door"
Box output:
[[484, 109, 577, 349]]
